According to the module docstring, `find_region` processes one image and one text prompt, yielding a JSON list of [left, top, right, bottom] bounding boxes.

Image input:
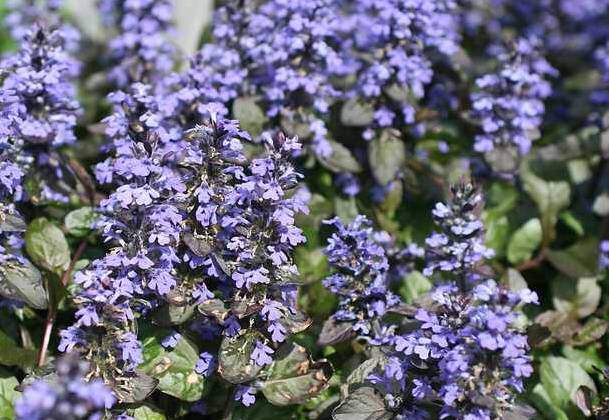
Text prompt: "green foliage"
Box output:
[[507, 218, 542, 265], [140, 329, 206, 402], [25, 218, 70, 275], [368, 131, 406, 185], [0, 369, 20, 419]]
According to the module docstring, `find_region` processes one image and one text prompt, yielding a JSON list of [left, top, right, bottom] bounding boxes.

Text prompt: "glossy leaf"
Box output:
[[140, 330, 204, 402], [64, 207, 97, 237], [132, 404, 167, 420], [218, 332, 264, 384], [507, 218, 542, 265], [333, 386, 392, 420], [539, 356, 596, 411], [552, 277, 601, 319], [25, 218, 70, 274], [0, 369, 19, 419], [340, 99, 375, 127], [320, 141, 362, 174], [0, 258, 47, 309], [368, 132, 405, 185]]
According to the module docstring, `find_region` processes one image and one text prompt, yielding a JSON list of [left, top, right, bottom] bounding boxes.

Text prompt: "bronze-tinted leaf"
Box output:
[[317, 319, 354, 346], [218, 332, 263, 384], [198, 298, 229, 322], [332, 386, 393, 420]]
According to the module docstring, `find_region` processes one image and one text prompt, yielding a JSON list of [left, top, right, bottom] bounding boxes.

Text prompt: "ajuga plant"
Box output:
[[0, 11, 81, 312], [4, 0, 80, 49], [7, 0, 609, 418], [178, 0, 461, 195], [59, 80, 187, 396], [97, 0, 176, 87], [470, 37, 556, 156], [333, 183, 538, 420], [180, 119, 317, 407], [15, 353, 116, 420], [172, 0, 348, 158], [320, 215, 400, 341]]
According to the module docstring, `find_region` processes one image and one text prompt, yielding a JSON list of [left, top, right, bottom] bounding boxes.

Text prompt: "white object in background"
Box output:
[[173, 0, 214, 55], [64, 0, 105, 42]]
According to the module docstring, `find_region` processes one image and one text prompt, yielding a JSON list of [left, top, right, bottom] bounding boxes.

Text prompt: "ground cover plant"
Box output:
[[2, 0, 609, 418]]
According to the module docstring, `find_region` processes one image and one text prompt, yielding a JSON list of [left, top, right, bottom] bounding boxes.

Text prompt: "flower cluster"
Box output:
[[371, 281, 537, 419], [98, 0, 176, 87], [470, 37, 556, 155], [60, 82, 186, 378], [184, 0, 460, 157], [487, 5, 609, 53], [0, 19, 81, 307], [338, 0, 460, 139], [424, 182, 494, 286], [322, 216, 400, 337], [0, 25, 81, 204], [183, 120, 308, 362], [4, 0, 80, 49], [15, 353, 116, 420], [179, 0, 348, 157], [362, 182, 538, 419]]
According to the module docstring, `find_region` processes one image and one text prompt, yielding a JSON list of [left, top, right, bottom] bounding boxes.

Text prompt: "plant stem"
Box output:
[[37, 239, 88, 367]]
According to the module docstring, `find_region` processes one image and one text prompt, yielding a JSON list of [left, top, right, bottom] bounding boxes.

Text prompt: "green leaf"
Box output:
[[0, 369, 19, 419], [379, 180, 403, 215], [64, 207, 97, 238], [263, 343, 310, 380], [368, 132, 405, 185], [486, 182, 519, 216], [295, 247, 328, 284], [530, 383, 570, 420], [152, 304, 196, 326], [546, 239, 599, 279], [559, 211, 584, 236], [539, 356, 597, 410], [232, 400, 295, 420], [232, 97, 268, 137], [521, 163, 571, 243], [562, 346, 605, 373], [340, 99, 375, 127], [507, 218, 542, 265], [25, 218, 70, 274], [0, 330, 37, 368], [260, 343, 333, 406], [0, 258, 47, 309], [398, 271, 432, 304], [552, 277, 601, 319], [320, 141, 363, 174], [483, 213, 509, 258], [334, 196, 359, 223], [485, 146, 519, 174], [217, 332, 264, 384], [140, 330, 204, 402], [346, 357, 385, 386], [132, 404, 167, 420], [261, 361, 333, 406], [332, 386, 392, 420], [592, 193, 609, 216]]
